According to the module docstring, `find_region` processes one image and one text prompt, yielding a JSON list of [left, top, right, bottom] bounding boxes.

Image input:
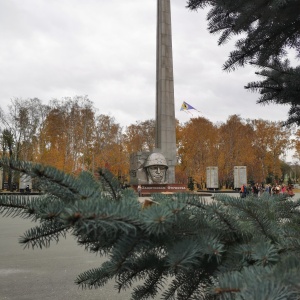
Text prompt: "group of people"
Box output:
[[240, 183, 295, 198]]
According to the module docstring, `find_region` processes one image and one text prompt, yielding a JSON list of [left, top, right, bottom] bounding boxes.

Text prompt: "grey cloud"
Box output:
[[0, 0, 290, 128]]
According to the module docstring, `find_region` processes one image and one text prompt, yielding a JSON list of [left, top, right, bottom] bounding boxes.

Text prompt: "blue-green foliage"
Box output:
[[0, 158, 300, 299]]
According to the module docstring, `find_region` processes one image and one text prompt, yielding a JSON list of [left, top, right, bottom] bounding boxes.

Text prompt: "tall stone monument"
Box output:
[[155, 0, 177, 183], [129, 0, 177, 186]]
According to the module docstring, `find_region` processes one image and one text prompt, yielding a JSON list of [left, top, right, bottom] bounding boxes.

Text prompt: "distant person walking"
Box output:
[[252, 183, 259, 196], [137, 184, 142, 197], [240, 184, 247, 198], [264, 184, 271, 195], [287, 184, 295, 197]]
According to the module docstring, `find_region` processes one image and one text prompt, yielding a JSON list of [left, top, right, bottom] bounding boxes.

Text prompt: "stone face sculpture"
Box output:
[[144, 152, 168, 184], [129, 151, 169, 185]]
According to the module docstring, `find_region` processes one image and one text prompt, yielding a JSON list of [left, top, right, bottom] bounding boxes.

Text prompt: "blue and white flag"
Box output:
[[180, 101, 201, 115]]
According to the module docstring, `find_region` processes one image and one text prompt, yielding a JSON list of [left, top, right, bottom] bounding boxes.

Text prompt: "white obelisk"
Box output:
[[155, 0, 176, 183]]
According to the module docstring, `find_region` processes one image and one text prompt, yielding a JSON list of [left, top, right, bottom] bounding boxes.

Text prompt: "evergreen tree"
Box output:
[[1, 158, 300, 299], [246, 59, 300, 125], [187, 0, 300, 124]]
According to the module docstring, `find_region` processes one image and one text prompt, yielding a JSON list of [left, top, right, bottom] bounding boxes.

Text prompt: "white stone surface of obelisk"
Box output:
[[156, 0, 177, 183]]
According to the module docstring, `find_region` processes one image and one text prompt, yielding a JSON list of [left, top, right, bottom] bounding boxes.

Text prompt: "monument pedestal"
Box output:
[[133, 184, 187, 197]]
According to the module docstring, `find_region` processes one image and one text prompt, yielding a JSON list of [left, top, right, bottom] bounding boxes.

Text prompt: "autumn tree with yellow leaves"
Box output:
[[123, 119, 155, 154], [93, 114, 128, 182], [293, 129, 300, 162], [176, 115, 293, 188], [217, 115, 255, 187], [177, 117, 219, 187], [37, 97, 96, 174], [249, 119, 293, 184]]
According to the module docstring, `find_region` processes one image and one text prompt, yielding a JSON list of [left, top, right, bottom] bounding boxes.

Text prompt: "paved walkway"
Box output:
[[0, 217, 135, 300]]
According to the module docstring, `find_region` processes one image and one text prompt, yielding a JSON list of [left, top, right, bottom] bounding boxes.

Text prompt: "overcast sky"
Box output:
[[0, 0, 292, 130]]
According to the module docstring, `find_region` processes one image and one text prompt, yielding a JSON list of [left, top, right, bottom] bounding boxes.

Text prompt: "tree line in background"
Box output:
[[0, 96, 299, 190]]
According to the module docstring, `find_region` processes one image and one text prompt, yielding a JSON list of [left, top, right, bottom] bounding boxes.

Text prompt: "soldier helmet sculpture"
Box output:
[[144, 153, 168, 184]]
